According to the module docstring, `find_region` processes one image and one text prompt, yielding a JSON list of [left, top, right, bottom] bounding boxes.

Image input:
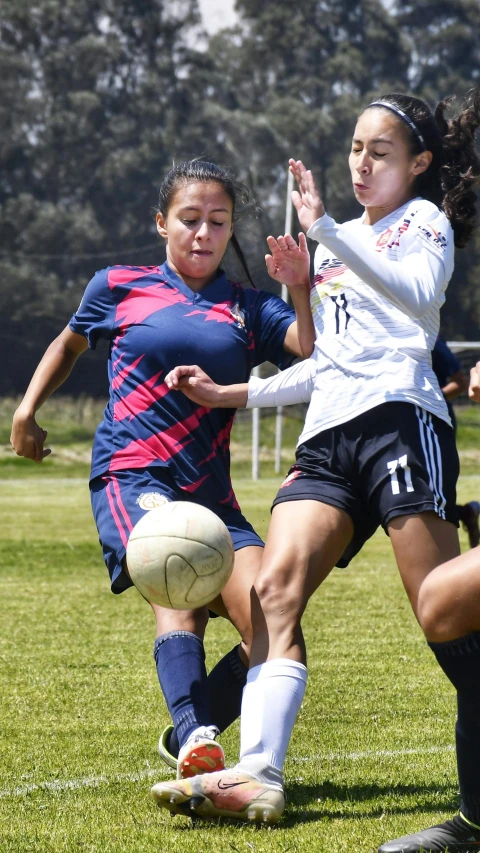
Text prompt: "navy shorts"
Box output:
[[91, 467, 263, 593], [272, 402, 459, 568]]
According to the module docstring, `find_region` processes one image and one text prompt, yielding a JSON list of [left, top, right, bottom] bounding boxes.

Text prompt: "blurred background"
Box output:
[[1, 0, 479, 401]]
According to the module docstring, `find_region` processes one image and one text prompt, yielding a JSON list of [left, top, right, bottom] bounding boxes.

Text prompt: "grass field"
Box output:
[[1, 401, 480, 852]]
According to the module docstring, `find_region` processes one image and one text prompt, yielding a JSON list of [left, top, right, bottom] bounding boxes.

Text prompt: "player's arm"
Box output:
[[289, 158, 448, 320], [246, 358, 315, 407], [11, 326, 88, 462], [442, 368, 469, 401], [165, 358, 315, 409], [469, 361, 480, 403], [265, 233, 315, 358]]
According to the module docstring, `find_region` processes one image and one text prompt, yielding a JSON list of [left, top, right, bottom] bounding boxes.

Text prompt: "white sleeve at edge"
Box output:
[[307, 213, 448, 319], [246, 358, 316, 408]]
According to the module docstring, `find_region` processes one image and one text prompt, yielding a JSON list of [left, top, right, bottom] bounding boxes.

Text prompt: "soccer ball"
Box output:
[[126, 502, 234, 609]]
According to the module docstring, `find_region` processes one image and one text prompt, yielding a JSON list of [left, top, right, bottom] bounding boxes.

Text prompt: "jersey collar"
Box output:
[[160, 261, 232, 304]]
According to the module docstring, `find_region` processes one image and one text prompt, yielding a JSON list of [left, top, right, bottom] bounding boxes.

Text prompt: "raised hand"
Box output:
[[289, 159, 325, 233], [265, 233, 310, 289]]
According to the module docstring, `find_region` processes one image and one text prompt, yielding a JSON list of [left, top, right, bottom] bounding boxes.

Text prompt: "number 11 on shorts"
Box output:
[[387, 455, 414, 495]]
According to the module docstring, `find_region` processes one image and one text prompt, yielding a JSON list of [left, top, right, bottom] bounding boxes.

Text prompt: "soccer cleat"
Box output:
[[176, 726, 225, 779], [458, 501, 480, 549], [158, 725, 178, 772], [151, 768, 285, 823], [378, 814, 480, 852]]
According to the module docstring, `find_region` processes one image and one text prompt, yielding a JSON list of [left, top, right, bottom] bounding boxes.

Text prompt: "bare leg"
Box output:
[[417, 545, 480, 642], [388, 512, 460, 621], [250, 500, 354, 666]]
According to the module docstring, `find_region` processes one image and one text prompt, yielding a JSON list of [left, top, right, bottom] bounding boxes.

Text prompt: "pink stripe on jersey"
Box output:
[[107, 267, 157, 289], [115, 284, 188, 328], [105, 479, 129, 549], [109, 476, 134, 533], [180, 474, 211, 493], [185, 302, 235, 324], [113, 371, 169, 422], [219, 487, 240, 510], [108, 407, 210, 471], [111, 354, 144, 391], [200, 415, 234, 465]]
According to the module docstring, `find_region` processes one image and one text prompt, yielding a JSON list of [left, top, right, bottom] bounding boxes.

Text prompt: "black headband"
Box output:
[[369, 101, 427, 151]]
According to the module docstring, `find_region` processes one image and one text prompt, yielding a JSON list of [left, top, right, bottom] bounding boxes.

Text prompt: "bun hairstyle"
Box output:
[[158, 159, 257, 287], [367, 89, 480, 247]]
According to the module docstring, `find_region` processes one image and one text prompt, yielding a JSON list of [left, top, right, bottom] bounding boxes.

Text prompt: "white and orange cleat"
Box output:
[[151, 768, 285, 824], [176, 726, 225, 779]]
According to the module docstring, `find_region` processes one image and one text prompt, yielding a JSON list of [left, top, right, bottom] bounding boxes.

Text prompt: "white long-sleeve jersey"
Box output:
[[247, 197, 454, 446]]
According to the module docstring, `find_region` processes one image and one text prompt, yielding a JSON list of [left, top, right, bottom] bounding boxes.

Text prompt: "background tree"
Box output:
[[1, 0, 479, 395], [392, 0, 480, 339], [0, 0, 203, 393]]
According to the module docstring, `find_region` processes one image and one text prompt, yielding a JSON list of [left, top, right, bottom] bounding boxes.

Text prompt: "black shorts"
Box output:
[[272, 402, 459, 568]]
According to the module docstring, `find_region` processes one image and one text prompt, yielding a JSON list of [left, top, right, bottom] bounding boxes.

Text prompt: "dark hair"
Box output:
[[366, 90, 480, 247], [157, 159, 257, 287]]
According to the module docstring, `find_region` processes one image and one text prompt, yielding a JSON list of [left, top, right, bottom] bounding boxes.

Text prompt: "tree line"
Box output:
[[1, 0, 479, 395]]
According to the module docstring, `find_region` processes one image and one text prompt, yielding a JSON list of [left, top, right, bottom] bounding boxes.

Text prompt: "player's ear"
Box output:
[[156, 212, 168, 239], [412, 150, 433, 176]]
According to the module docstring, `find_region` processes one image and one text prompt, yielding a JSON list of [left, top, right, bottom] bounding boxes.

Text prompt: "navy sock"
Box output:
[[207, 644, 248, 734], [153, 631, 211, 754], [429, 632, 480, 825]]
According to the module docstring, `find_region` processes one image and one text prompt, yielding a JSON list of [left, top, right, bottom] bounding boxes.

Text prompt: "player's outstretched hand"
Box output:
[[10, 410, 51, 463], [165, 365, 222, 407], [469, 361, 480, 402], [265, 233, 310, 289], [289, 159, 325, 233]]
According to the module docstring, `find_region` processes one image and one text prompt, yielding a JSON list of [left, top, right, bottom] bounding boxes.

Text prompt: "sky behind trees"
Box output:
[[198, 0, 237, 33]]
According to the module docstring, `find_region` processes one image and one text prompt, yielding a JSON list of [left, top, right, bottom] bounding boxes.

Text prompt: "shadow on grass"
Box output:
[[281, 779, 459, 824], [167, 780, 459, 832]]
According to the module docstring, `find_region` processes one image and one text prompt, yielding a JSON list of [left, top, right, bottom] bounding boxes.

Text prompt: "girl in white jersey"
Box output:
[[151, 90, 480, 846]]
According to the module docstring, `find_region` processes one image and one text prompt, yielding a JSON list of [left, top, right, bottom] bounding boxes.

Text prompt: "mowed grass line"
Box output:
[[0, 475, 478, 852]]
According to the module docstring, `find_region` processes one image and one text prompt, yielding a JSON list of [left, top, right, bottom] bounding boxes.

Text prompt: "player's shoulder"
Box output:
[[102, 265, 162, 290], [404, 198, 451, 234], [406, 198, 453, 252], [228, 279, 280, 307]]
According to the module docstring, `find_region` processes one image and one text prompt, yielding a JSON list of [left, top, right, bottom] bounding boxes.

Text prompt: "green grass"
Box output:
[[1, 465, 480, 853], [3, 395, 479, 479]]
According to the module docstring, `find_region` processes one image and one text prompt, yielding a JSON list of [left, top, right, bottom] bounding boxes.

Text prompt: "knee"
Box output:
[[417, 573, 458, 643], [254, 561, 305, 624]]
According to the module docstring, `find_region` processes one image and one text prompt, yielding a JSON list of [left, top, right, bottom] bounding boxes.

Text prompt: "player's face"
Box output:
[[349, 109, 432, 225], [156, 181, 234, 290]]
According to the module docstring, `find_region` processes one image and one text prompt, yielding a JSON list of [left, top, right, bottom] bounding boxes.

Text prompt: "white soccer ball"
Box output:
[[126, 502, 235, 609]]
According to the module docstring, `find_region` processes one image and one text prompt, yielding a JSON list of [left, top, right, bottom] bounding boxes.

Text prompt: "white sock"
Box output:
[[235, 658, 307, 788]]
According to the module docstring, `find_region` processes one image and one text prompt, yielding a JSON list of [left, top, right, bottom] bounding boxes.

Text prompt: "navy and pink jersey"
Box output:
[[69, 262, 295, 509]]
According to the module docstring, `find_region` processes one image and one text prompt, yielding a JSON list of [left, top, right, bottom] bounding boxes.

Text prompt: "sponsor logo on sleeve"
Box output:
[[417, 224, 447, 252]]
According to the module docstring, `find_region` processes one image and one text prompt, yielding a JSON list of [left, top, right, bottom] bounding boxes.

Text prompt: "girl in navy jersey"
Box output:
[[153, 91, 480, 846], [10, 161, 312, 781]]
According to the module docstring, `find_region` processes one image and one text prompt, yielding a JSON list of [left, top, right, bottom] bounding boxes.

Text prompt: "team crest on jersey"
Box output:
[[136, 492, 170, 511], [375, 228, 393, 250], [229, 302, 246, 328]]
